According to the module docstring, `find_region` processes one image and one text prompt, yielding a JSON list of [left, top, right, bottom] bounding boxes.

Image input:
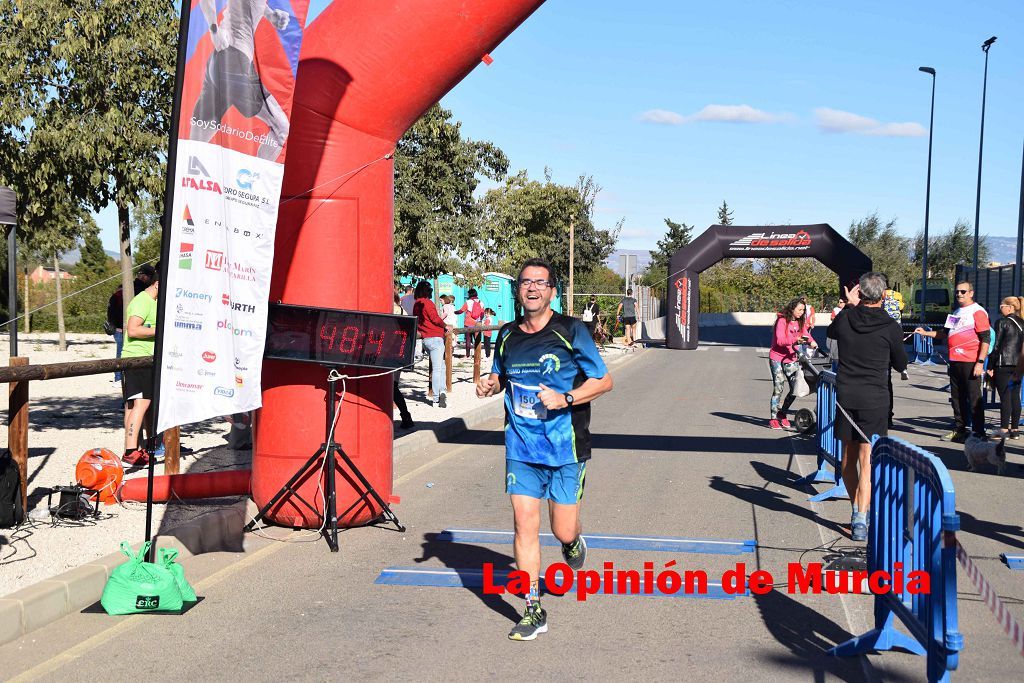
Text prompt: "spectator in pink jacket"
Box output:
[[768, 298, 817, 429]]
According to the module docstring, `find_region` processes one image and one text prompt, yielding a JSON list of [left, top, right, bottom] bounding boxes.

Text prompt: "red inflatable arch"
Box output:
[[253, 0, 546, 527]]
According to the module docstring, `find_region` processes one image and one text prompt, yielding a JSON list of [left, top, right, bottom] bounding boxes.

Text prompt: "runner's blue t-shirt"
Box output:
[[490, 313, 608, 466]]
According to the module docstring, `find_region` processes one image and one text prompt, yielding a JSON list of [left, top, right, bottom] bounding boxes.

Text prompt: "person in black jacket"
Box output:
[[989, 297, 1024, 439], [827, 272, 908, 542]]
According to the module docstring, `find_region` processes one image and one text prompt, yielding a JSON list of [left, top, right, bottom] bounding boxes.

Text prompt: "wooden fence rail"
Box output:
[[444, 325, 502, 392], [3, 355, 181, 515]]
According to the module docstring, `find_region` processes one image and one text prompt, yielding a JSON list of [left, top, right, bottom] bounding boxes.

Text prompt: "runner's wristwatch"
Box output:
[[564, 392, 575, 406]]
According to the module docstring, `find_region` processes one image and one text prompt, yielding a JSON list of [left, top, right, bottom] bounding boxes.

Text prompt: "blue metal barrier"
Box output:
[[795, 370, 848, 501], [831, 436, 962, 682]]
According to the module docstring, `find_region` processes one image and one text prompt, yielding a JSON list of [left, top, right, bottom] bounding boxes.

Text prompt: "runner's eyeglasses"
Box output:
[[518, 279, 552, 289]]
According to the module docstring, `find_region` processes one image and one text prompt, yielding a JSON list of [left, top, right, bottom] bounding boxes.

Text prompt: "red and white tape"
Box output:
[[951, 534, 1024, 657]]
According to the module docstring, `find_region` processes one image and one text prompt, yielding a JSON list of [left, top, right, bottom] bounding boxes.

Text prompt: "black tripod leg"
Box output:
[[333, 448, 405, 532], [244, 446, 327, 532], [324, 444, 339, 552]]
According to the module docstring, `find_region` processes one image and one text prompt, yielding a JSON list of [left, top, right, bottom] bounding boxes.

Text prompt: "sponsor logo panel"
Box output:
[[727, 230, 813, 253]]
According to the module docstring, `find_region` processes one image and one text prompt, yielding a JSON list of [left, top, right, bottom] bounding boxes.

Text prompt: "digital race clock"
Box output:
[[265, 303, 418, 369]]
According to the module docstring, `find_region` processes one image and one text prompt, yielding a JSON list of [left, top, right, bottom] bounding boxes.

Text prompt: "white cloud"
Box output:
[[814, 107, 926, 137], [638, 108, 687, 125], [639, 104, 791, 126]]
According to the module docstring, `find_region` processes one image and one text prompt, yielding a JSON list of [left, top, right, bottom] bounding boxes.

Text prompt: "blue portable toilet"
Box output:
[[398, 271, 561, 326]]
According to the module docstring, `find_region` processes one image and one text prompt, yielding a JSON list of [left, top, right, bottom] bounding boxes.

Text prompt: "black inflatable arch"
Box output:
[[666, 224, 872, 350]]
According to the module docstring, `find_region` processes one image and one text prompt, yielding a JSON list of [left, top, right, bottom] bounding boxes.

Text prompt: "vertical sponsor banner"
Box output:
[[157, 0, 309, 433]]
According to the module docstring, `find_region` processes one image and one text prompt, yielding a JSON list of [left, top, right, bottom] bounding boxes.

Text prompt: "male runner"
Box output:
[[477, 258, 613, 640], [192, 0, 292, 160]]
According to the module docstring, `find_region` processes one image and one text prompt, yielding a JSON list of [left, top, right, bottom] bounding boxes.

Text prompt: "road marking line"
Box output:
[[438, 529, 754, 554], [375, 566, 744, 599]]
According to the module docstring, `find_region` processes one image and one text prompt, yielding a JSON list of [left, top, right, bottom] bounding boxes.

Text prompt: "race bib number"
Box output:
[[944, 314, 960, 329], [510, 382, 547, 420]]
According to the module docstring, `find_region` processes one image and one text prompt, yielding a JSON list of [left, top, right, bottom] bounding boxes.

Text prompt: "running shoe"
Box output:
[[122, 449, 150, 467], [1011, 430, 1020, 440], [438, 393, 447, 409], [400, 416, 415, 430], [851, 521, 868, 542], [561, 535, 587, 571], [508, 605, 547, 641], [779, 418, 792, 429], [940, 429, 967, 443], [768, 419, 782, 430]]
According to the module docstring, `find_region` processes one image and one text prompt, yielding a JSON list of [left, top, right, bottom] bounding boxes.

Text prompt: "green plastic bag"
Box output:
[[159, 547, 197, 602], [100, 542, 183, 615]]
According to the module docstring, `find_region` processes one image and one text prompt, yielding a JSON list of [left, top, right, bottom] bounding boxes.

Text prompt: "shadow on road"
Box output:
[[958, 510, 1024, 552], [439, 429, 794, 456], [753, 589, 870, 682], [415, 532, 522, 623], [711, 411, 771, 428], [709, 475, 847, 537]]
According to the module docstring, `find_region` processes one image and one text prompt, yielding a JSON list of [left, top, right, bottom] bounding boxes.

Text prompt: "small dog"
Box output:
[[963, 434, 1007, 475]]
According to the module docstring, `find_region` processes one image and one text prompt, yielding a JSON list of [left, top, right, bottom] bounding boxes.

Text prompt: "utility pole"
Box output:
[[567, 216, 575, 316]]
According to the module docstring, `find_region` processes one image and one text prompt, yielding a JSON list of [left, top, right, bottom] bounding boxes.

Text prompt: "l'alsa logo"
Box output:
[[539, 353, 560, 375]]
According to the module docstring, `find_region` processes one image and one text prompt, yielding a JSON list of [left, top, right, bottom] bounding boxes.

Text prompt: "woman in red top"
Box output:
[[413, 280, 450, 408], [768, 298, 817, 429]]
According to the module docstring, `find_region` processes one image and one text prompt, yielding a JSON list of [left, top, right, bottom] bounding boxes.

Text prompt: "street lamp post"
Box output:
[[1015, 138, 1024, 295], [973, 36, 997, 271], [919, 67, 936, 324]]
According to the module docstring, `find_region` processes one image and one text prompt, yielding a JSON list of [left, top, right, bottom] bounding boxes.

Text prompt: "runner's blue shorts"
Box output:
[[505, 459, 586, 505]]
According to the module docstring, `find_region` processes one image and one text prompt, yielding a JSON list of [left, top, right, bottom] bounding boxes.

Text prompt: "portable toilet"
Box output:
[[479, 272, 515, 324]]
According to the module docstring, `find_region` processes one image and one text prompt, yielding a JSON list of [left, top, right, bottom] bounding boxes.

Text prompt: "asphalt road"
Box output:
[[4, 329, 1024, 681]]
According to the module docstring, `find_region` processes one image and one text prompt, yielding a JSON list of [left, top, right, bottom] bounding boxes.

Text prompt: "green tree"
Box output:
[[847, 213, 914, 289], [133, 197, 164, 267], [394, 104, 508, 278], [74, 217, 110, 281], [26, 203, 92, 349], [477, 170, 618, 284], [716, 200, 734, 225], [913, 219, 990, 282], [0, 0, 177, 325], [649, 218, 693, 273]]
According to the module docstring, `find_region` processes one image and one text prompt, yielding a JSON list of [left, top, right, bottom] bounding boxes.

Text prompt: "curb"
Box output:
[[0, 348, 644, 647], [0, 502, 247, 647]]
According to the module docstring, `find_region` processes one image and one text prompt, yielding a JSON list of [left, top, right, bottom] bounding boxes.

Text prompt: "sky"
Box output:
[[95, 0, 1024, 256]]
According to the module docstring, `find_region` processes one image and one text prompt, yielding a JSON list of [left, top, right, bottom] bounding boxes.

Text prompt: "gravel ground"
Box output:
[[0, 332, 631, 596]]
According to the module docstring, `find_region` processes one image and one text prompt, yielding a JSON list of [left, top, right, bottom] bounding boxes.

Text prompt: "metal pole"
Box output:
[[920, 67, 936, 323], [7, 223, 16, 356], [973, 37, 997, 270], [1015, 137, 1024, 295], [144, 0, 192, 561], [567, 216, 575, 316]]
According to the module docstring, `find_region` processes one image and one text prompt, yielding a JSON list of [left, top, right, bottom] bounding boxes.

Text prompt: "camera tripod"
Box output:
[[245, 369, 404, 551]]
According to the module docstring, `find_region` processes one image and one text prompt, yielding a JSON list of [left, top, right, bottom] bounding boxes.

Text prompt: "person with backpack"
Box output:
[[989, 297, 1024, 438], [580, 295, 599, 339], [915, 280, 991, 442], [456, 288, 485, 358], [480, 307, 496, 358], [476, 258, 613, 641]]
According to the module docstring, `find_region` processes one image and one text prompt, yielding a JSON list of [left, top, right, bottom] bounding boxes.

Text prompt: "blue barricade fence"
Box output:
[[831, 436, 962, 682], [795, 369, 848, 501]]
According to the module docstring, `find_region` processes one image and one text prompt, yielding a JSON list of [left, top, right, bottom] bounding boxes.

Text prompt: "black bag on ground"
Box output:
[[0, 449, 25, 528]]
